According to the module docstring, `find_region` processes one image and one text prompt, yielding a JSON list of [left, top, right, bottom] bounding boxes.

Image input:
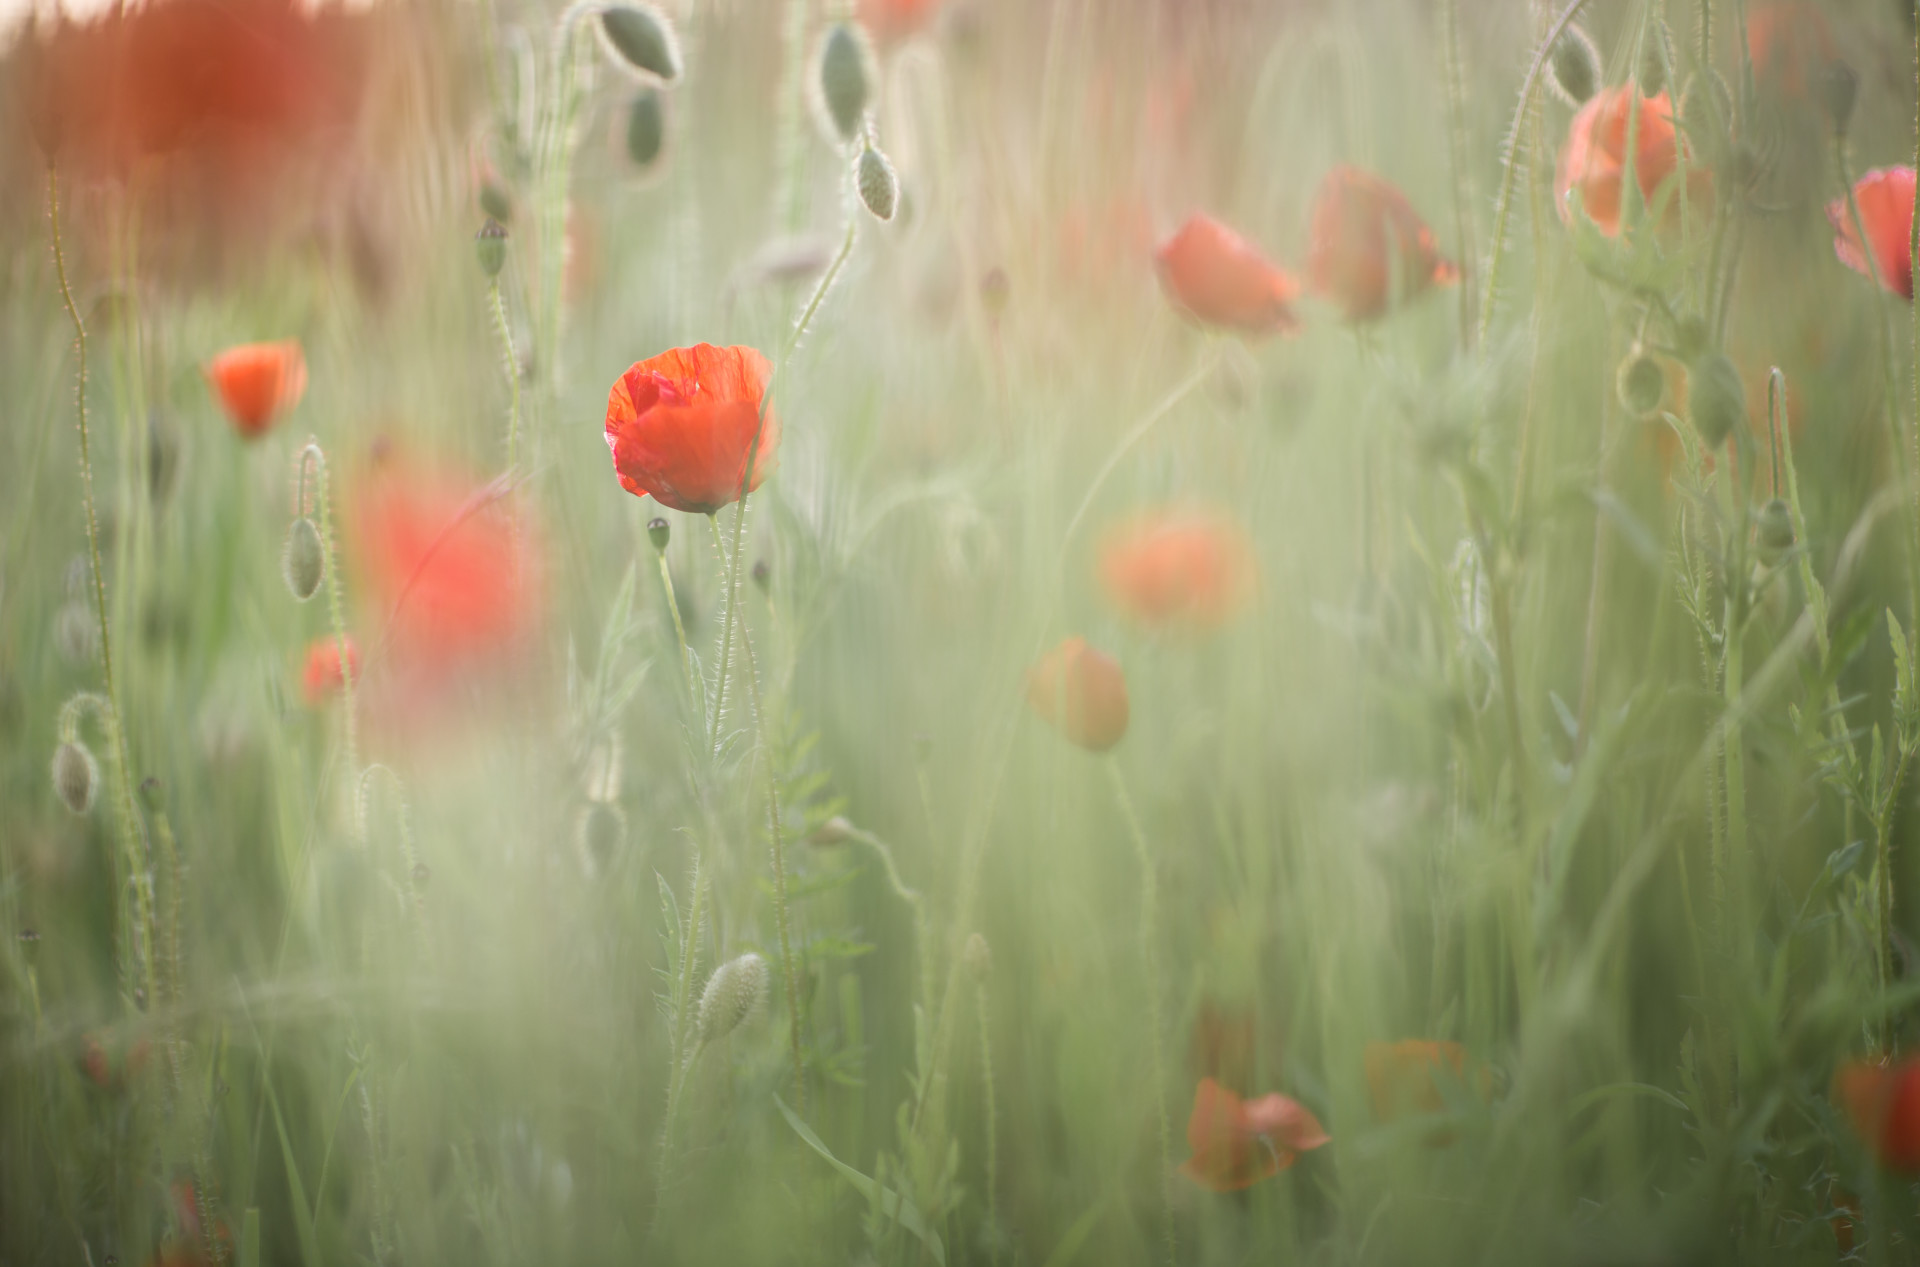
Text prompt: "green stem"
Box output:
[[1107, 761, 1174, 1267], [651, 849, 708, 1240], [974, 974, 999, 1265], [656, 549, 704, 718], [300, 443, 360, 805], [842, 824, 933, 1025], [489, 279, 521, 474]]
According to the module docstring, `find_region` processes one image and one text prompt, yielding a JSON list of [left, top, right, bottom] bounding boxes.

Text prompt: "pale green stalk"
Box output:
[[298, 442, 360, 808], [489, 279, 521, 473], [1107, 761, 1173, 1267]]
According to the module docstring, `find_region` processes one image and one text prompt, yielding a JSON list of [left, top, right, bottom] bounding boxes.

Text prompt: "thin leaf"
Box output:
[[774, 1094, 946, 1265]]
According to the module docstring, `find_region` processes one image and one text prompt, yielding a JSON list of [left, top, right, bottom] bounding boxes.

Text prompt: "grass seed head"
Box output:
[[52, 741, 98, 815]]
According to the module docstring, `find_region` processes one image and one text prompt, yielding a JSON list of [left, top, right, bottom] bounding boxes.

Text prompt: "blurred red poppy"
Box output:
[[1828, 167, 1917, 300], [1555, 86, 1709, 237], [857, 0, 941, 44], [1835, 1057, 1920, 1170], [604, 344, 779, 514], [1179, 1076, 1329, 1192], [206, 341, 306, 438], [1099, 510, 1255, 631], [1154, 213, 1301, 336], [302, 635, 359, 706], [1364, 1039, 1488, 1141], [1026, 637, 1129, 752], [1748, 4, 1837, 101], [1306, 165, 1459, 322]]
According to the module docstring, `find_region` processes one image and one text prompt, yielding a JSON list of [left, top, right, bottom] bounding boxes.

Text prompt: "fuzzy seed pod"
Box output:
[[816, 22, 873, 144], [598, 4, 681, 82], [283, 515, 325, 601], [697, 952, 768, 1045], [647, 517, 671, 552], [1547, 25, 1601, 107], [1616, 351, 1666, 418], [476, 218, 508, 279], [857, 146, 898, 222], [52, 741, 98, 815], [1823, 62, 1858, 136], [626, 88, 666, 169], [1688, 351, 1745, 450], [1755, 499, 1796, 565], [964, 932, 991, 982]]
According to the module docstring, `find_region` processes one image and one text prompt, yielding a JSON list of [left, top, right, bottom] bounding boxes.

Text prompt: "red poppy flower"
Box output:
[[1555, 86, 1710, 237], [1835, 1057, 1920, 1170], [1154, 213, 1301, 336], [206, 341, 306, 438], [1099, 510, 1255, 631], [856, 0, 941, 44], [1179, 1076, 1329, 1192], [1748, 4, 1837, 101], [1828, 167, 1917, 300], [302, 635, 359, 706], [1306, 165, 1459, 322], [604, 344, 779, 515], [1364, 1039, 1489, 1141], [1025, 637, 1129, 752]]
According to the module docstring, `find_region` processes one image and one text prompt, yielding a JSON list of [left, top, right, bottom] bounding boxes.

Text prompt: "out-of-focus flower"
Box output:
[[1099, 509, 1255, 631], [856, 0, 941, 45], [1025, 637, 1129, 752], [206, 341, 306, 438], [1179, 1076, 1329, 1192], [302, 635, 359, 706], [1828, 167, 1916, 300], [1835, 1057, 1920, 1170], [604, 344, 778, 514], [1555, 86, 1709, 237], [1306, 165, 1458, 322], [1190, 999, 1257, 1091], [1154, 213, 1301, 335], [1364, 1039, 1488, 1142], [1749, 4, 1837, 101]]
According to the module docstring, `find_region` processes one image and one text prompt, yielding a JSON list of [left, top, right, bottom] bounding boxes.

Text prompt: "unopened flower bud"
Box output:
[[52, 741, 98, 815], [809, 815, 855, 845], [1616, 350, 1666, 418], [579, 802, 625, 876], [697, 952, 768, 1045], [598, 4, 681, 82], [138, 777, 165, 812], [647, 517, 671, 552], [282, 515, 325, 601], [816, 21, 873, 144], [1637, 34, 1667, 99], [476, 218, 508, 279], [857, 146, 898, 222], [479, 181, 513, 225], [1547, 24, 1601, 106], [964, 932, 991, 982], [1823, 61, 1858, 136], [626, 88, 666, 169], [1755, 498, 1796, 565], [1688, 351, 1745, 449]]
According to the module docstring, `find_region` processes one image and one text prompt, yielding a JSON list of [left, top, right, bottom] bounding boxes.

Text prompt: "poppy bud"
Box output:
[[1637, 34, 1667, 99], [696, 952, 768, 1045], [1026, 637, 1129, 752], [52, 740, 98, 815], [647, 517, 671, 552], [138, 777, 165, 812], [1616, 350, 1666, 418], [964, 932, 991, 982], [626, 88, 666, 168], [1755, 498, 1796, 565], [809, 815, 856, 845], [857, 146, 898, 222], [1547, 24, 1601, 106], [1688, 351, 1745, 449], [476, 218, 508, 279], [479, 181, 513, 225], [1675, 314, 1709, 361], [1823, 61, 1859, 136], [282, 515, 325, 601], [598, 4, 681, 83], [752, 559, 770, 592], [578, 802, 625, 876], [816, 21, 873, 144]]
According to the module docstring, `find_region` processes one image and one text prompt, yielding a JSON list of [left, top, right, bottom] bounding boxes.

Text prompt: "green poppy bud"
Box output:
[[1547, 24, 1601, 106], [857, 146, 898, 222], [816, 22, 873, 144], [1616, 351, 1666, 418], [626, 87, 666, 168], [598, 4, 681, 82], [697, 952, 768, 1045], [1755, 498, 1796, 565], [52, 741, 97, 815], [283, 515, 325, 601], [647, 517, 670, 552], [1688, 351, 1746, 449], [476, 218, 508, 279]]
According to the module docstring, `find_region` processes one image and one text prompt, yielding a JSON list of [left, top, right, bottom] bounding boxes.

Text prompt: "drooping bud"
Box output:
[[1687, 351, 1746, 449], [857, 146, 898, 222], [647, 517, 671, 552], [1755, 498, 1796, 565], [1637, 32, 1667, 99], [1616, 350, 1666, 418], [476, 218, 508, 279], [598, 4, 682, 83], [52, 741, 98, 815], [808, 815, 856, 845], [696, 952, 768, 1045], [1823, 61, 1859, 137], [816, 21, 873, 144], [1547, 24, 1602, 107], [964, 932, 991, 982], [625, 88, 666, 169], [282, 515, 325, 601]]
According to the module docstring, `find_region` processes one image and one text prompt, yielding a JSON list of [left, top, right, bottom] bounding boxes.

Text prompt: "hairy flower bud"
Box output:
[[697, 952, 768, 1045], [1637, 32, 1667, 99], [1547, 24, 1601, 106], [626, 88, 666, 169], [476, 218, 508, 279], [809, 815, 855, 845], [1823, 61, 1859, 136], [857, 146, 898, 222], [52, 741, 98, 815], [282, 515, 325, 601], [1688, 351, 1745, 449], [1616, 350, 1666, 418], [598, 4, 681, 82], [816, 21, 873, 144], [1755, 498, 1796, 565]]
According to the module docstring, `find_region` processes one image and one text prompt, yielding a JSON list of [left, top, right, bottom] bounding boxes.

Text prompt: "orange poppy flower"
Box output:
[[856, 0, 941, 44], [1179, 1076, 1329, 1192], [302, 635, 359, 706], [1099, 509, 1255, 631], [1748, 4, 1837, 101], [604, 344, 779, 515], [1555, 86, 1709, 237], [1025, 637, 1129, 752], [1306, 165, 1459, 322], [1154, 213, 1301, 336], [1835, 1057, 1920, 1170], [1364, 1039, 1488, 1140], [206, 340, 306, 438], [1828, 167, 1916, 300]]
